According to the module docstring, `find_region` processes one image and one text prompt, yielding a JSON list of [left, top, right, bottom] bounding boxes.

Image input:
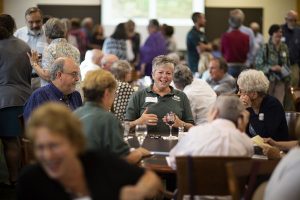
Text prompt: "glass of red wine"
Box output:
[[164, 111, 178, 140]]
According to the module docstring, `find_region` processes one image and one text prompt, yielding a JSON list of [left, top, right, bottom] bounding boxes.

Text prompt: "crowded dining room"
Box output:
[[1, 0, 300, 199]]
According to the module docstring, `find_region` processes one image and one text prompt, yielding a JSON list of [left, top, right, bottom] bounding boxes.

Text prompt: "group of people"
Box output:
[[0, 5, 300, 200], [187, 9, 300, 112]]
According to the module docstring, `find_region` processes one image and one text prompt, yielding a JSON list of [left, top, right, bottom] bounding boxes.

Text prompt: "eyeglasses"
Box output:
[[62, 71, 81, 79]]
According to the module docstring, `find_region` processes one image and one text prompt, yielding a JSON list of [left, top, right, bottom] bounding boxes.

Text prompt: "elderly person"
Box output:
[[14, 7, 48, 90], [28, 17, 80, 86], [125, 55, 194, 134], [80, 49, 103, 80], [101, 53, 119, 71], [169, 95, 253, 169], [111, 60, 134, 121], [255, 24, 290, 105], [203, 57, 236, 95], [74, 69, 149, 164], [0, 14, 32, 186], [23, 57, 82, 121], [18, 103, 162, 200], [173, 64, 216, 125], [282, 10, 300, 88], [237, 69, 289, 141]]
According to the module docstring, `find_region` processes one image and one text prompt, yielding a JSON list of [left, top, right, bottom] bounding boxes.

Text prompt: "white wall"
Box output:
[[4, 0, 297, 50]]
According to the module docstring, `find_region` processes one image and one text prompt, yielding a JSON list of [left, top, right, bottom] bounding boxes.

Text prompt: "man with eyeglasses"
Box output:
[[14, 7, 48, 91], [23, 57, 82, 121], [282, 10, 300, 88]]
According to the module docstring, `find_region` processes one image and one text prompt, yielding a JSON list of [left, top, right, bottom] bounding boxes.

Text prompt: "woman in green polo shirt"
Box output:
[[125, 55, 194, 134]]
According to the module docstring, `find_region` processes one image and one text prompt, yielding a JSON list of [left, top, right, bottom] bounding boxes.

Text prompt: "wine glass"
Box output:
[[135, 124, 148, 147], [164, 112, 178, 140], [122, 121, 131, 142]]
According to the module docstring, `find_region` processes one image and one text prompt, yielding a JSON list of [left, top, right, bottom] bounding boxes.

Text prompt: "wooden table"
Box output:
[[128, 135, 177, 174]]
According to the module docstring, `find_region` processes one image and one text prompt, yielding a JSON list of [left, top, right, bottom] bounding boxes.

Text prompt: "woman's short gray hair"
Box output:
[[173, 64, 193, 89], [110, 60, 132, 81], [237, 69, 270, 93], [50, 58, 65, 81], [44, 18, 66, 39], [152, 55, 175, 73]]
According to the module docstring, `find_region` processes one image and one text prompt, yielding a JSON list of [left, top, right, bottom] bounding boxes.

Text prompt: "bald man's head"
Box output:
[[91, 49, 103, 66], [101, 54, 119, 71], [286, 10, 298, 29]]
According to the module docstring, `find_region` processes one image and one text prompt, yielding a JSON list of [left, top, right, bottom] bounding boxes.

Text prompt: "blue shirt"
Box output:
[[23, 83, 82, 121], [186, 26, 207, 73]]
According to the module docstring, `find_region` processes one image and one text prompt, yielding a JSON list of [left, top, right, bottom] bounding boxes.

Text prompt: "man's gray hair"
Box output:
[[173, 64, 193, 89], [50, 57, 66, 81], [44, 18, 66, 39], [237, 69, 269, 94], [152, 55, 175, 73], [230, 9, 245, 22], [110, 60, 132, 81], [214, 95, 244, 124]]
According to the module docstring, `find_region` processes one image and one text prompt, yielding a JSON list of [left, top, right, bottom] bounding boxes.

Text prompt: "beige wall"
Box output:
[[0, 0, 3, 13], [206, 0, 297, 40]]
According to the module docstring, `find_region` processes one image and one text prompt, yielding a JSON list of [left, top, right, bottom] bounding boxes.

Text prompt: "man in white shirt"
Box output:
[[80, 49, 103, 80], [14, 7, 48, 90], [173, 64, 216, 125], [169, 95, 253, 169]]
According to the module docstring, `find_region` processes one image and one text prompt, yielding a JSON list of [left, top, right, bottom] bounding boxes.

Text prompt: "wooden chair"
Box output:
[[18, 114, 35, 166], [285, 111, 300, 140], [226, 159, 279, 200], [175, 156, 250, 199]]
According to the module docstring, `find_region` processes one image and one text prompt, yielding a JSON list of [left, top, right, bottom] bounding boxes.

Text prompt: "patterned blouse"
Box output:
[[255, 40, 290, 82], [112, 81, 134, 122], [41, 38, 80, 86], [103, 37, 127, 60]]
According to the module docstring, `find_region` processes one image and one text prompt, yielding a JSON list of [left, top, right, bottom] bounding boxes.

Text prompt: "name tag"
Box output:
[[145, 97, 158, 103], [282, 52, 287, 57]]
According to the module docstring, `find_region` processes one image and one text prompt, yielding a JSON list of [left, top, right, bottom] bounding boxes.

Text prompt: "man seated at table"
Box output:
[[203, 57, 236, 95], [168, 95, 253, 169], [23, 57, 82, 121], [74, 69, 149, 164]]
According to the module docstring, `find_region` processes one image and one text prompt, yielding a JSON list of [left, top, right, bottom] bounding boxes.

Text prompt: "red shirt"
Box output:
[[221, 30, 249, 63]]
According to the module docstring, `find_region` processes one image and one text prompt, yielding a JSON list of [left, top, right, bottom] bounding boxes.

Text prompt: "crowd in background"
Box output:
[[0, 5, 300, 200]]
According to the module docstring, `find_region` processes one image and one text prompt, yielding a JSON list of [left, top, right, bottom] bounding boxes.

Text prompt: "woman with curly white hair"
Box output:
[[237, 69, 289, 141]]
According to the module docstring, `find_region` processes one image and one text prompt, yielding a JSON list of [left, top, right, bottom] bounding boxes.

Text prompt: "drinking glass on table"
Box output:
[[135, 124, 148, 147], [164, 111, 178, 140], [122, 121, 131, 142]]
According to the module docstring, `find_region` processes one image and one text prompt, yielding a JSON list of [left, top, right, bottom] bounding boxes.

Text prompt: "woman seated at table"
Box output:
[[74, 69, 149, 164], [110, 60, 134, 122], [17, 103, 162, 200], [125, 55, 194, 134], [237, 69, 289, 141]]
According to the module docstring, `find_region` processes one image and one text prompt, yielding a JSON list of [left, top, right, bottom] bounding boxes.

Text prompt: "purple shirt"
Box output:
[[23, 83, 82, 121], [139, 31, 167, 76]]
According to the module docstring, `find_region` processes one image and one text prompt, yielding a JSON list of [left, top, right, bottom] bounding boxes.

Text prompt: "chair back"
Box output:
[[285, 111, 300, 140], [226, 159, 279, 200], [175, 156, 250, 199], [18, 114, 35, 166]]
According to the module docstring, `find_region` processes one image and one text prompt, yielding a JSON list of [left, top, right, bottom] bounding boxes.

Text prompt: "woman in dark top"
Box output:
[[17, 103, 162, 200], [237, 69, 289, 141], [0, 14, 32, 186]]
